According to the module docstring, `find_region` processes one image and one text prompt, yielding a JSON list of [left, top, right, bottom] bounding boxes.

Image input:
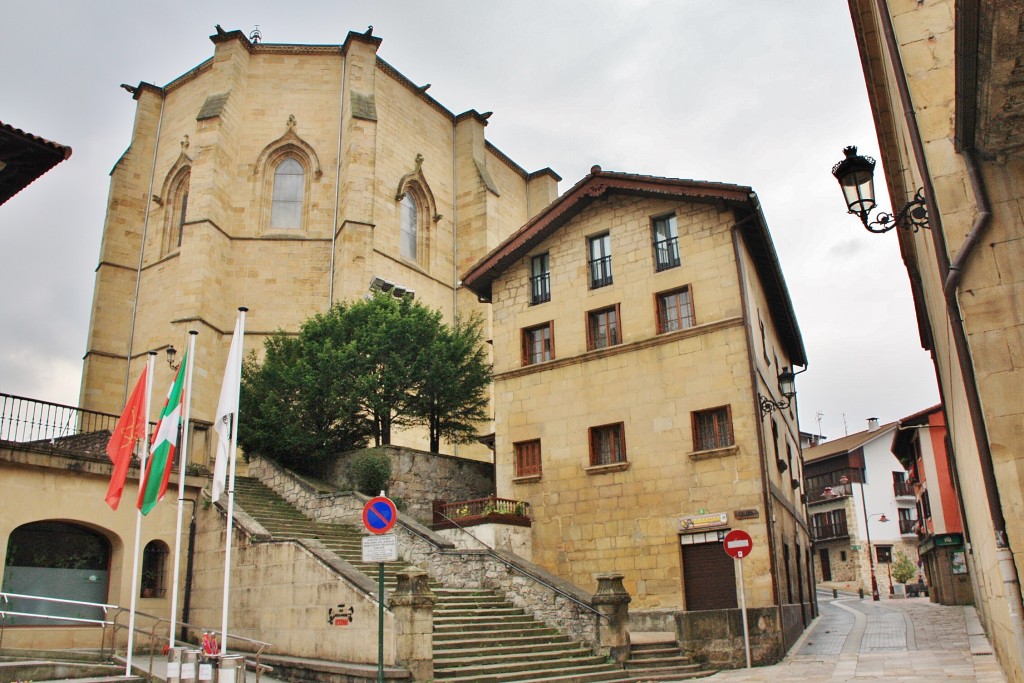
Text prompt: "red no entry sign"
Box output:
[[724, 529, 753, 559], [363, 496, 398, 535]]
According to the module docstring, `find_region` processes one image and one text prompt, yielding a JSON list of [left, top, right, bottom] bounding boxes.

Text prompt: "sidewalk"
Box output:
[[688, 592, 1006, 682]]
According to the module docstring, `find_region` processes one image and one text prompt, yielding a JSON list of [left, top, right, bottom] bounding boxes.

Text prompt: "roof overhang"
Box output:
[[0, 122, 72, 206], [460, 166, 806, 366], [955, 0, 1024, 158]]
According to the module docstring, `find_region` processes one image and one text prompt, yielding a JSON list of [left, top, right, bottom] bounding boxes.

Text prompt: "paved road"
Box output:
[[687, 590, 1006, 682]]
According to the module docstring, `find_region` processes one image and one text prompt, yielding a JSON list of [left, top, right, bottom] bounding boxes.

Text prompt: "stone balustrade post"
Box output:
[[389, 566, 436, 682], [592, 572, 631, 664]]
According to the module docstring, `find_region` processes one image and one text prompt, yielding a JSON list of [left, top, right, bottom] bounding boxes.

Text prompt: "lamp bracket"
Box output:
[[859, 188, 930, 234], [759, 394, 790, 418]]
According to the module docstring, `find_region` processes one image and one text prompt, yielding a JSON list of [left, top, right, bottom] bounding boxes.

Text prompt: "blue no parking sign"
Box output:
[[362, 496, 398, 535]]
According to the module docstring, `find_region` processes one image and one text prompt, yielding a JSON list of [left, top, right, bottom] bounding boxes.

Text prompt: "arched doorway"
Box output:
[[2, 521, 111, 624]]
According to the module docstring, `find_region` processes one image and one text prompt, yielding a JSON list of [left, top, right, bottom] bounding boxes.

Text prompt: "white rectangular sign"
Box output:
[[362, 533, 398, 562]]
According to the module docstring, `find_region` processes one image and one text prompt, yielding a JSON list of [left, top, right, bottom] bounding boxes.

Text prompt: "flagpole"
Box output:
[[169, 330, 198, 647], [221, 307, 247, 653], [125, 351, 156, 676]]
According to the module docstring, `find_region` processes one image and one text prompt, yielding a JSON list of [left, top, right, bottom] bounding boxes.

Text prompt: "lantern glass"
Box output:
[[778, 368, 796, 399], [832, 146, 877, 219]]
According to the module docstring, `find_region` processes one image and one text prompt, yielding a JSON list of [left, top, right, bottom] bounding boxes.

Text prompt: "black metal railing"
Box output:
[[530, 272, 551, 304], [588, 256, 613, 288], [893, 481, 915, 497], [653, 236, 680, 271], [899, 518, 918, 534], [0, 392, 120, 449], [807, 482, 852, 503], [811, 521, 849, 542]]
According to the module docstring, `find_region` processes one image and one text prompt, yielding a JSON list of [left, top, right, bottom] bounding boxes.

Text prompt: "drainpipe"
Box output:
[[731, 210, 782, 614], [873, 0, 1024, 654], [451, 122, 459, 459], [124, 89, 165, 403], [329, 47, 347, 306]]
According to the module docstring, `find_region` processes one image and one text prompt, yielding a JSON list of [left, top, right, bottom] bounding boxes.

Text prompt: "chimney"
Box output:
[[867, 417, 880, 432]]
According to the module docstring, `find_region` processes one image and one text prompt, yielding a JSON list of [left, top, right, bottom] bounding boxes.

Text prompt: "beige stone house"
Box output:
[[79, 27, 558, 461], [462, 167, 813, 644], [842, 1, 1024, 679]]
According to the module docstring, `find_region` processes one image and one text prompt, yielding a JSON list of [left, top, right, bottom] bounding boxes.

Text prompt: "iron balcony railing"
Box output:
[[431, 496, 532, 530], [899, 518, 919, 534], [530, 272, 551, 304], [588, 256, 613, 288], [0, 392, 121, 453], [811, 521, 850, 542], [893, 481, 916, 497], [653, 236, 681, 271]]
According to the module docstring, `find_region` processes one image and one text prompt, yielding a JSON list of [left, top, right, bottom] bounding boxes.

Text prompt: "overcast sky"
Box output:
[[0, 1, 938, 442]]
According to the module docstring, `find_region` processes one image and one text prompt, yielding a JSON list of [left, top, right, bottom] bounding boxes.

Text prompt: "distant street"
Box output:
[[691, 590, 1006, 682]]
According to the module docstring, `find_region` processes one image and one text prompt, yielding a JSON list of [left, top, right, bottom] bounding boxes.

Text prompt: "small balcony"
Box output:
[[653, 237, 681, 271], [811, 521, 850, 542], [588, 256, 613, 289], [530, 273, 551, 305], [899, 518, 919, 535], [432, 496, 532, 531], [807, 482, 852, 504], [893, 481, 915, 497]]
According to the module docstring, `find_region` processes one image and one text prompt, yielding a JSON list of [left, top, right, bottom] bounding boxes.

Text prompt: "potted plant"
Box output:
[[891, 550, 917, 593]]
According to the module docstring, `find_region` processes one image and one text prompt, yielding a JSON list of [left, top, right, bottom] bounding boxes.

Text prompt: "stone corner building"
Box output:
[[80, 27, 559, 461], [462, 167, 815, 649]]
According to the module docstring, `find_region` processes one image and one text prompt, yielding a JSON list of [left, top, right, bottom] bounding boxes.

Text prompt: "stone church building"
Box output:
[[79, 26, 560, 461]]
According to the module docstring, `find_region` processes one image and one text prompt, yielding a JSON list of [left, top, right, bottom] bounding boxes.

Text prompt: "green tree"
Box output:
[[240, 293, 491, 470], [239, 317, 372, 475], [343, 293, 442, 446], [891, 550, 917, 585], [412, 314, 492, 453]]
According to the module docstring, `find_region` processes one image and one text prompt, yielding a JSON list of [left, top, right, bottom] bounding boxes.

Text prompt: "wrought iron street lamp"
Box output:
[[166, 345, 180, 371], [831, 146, 929, 233], [759, 367, 797, 418]]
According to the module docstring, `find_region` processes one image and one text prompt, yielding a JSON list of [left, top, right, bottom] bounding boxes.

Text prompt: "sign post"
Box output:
[[723, 529, 753, 669], [363, 495, 398, 683]]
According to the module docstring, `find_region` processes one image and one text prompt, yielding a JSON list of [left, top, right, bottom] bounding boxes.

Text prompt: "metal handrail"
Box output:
[[1, 591, 117, 656]]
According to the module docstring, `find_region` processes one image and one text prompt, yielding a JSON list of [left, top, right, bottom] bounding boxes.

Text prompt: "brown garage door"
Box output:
[[682, 541, 737, 610]]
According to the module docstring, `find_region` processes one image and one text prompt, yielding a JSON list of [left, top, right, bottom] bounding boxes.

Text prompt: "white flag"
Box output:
[[212, 318, 242, 502]]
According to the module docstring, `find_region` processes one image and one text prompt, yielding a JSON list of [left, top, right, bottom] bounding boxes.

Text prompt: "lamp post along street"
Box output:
[[840, 474, 889, 601]]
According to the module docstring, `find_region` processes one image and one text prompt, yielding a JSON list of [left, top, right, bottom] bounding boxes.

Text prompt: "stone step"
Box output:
[[434, 640, 592, 660], [432, 633, 573, 651], [433, 652, 609, 680], [433, 625, 560, 641]]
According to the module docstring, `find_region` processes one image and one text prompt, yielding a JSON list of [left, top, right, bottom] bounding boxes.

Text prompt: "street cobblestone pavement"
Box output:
[[659, 591, 1006, 682]]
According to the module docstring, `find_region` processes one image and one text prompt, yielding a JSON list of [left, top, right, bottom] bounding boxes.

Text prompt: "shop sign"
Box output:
[[679, 511, 728, 532]]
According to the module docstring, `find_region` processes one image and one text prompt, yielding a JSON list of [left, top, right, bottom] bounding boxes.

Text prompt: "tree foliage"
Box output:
[[414, 314, 492, 452], [891, 550, 917, 585], [239, 293, 492, 473]]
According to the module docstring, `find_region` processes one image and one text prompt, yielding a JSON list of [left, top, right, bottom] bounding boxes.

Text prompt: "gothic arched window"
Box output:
[[270, 157, 305, 230], [164, 168, 190, 255], [400, 193, 418, 261]]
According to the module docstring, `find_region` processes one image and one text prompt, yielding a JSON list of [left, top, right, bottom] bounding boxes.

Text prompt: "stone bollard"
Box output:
[[390, 566, 437, 682], [592, 573, 631, 664]]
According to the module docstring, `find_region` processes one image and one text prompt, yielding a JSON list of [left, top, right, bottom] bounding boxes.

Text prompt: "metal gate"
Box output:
[[681, 540, 737, 610]]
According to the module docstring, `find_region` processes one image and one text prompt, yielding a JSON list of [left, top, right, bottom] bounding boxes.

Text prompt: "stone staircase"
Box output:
[[232, 477, 711, 682]]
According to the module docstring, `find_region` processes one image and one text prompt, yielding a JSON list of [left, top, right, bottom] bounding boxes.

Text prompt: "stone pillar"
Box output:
[[390, 566, 437, 682], [592, 573, 631, 664]]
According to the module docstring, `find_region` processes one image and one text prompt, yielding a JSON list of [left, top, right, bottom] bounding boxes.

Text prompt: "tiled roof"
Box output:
[[0, 121, 72, 206], [804, 422, 898, 462], [460, 166, 807, 366]]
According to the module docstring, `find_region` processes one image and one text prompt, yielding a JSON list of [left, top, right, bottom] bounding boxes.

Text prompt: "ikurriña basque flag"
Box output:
[[138, 350, 187, 515]]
